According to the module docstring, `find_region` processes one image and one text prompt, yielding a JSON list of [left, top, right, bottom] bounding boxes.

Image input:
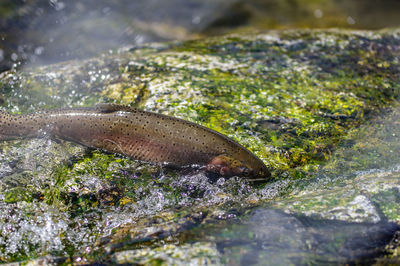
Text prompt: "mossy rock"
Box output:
[[0, 28, 399, 264]]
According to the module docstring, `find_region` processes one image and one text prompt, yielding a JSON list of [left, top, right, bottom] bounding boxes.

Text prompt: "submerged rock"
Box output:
[[0, 28, 399, 263], [182, 208, 400, 265]]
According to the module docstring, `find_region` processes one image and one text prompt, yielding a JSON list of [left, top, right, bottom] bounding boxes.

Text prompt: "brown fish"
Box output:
[[0, 104, 269, 179]]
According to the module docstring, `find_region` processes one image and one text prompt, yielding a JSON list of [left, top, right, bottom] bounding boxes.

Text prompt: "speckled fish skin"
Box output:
[[0, 104, 269, 179]]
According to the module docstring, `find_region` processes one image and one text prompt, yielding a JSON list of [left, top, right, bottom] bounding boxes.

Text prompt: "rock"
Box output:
[[2, 0, 400, 71], [0, 28, 399, 263], [178, 208, 400, 265], [111, 243, 221, 265]]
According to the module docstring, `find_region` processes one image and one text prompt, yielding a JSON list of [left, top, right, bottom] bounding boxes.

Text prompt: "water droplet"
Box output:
[[102, 7, 111, 14], [347, 16, 356, 25], [35, 46, 44, 55], [192, 15, 201, 24], [11, 53, 18, 61], [314, 9, 323, 18]]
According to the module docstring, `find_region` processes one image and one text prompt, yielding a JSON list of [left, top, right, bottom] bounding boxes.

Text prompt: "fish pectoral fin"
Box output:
[[95, 103, 138, 113], [205, 155, 252, 177]]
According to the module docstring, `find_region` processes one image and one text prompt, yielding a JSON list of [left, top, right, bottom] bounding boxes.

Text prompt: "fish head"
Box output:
[[206, 155, 264, 179]]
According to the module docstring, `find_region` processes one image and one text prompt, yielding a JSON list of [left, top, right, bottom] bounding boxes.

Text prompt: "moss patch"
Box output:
[[0, 29, 400, 263]]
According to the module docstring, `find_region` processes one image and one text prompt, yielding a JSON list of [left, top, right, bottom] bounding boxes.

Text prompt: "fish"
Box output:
[[0, 104, 270, 180]]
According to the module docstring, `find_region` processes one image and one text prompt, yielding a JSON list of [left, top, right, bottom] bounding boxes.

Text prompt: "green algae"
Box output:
[[111, 242, 221, 265], [4, 187, 36, 203], [0, 29, 400, 263], [372, 188, 400, 222], [122, 30, 400, 180], [271, 105, 400, 225]]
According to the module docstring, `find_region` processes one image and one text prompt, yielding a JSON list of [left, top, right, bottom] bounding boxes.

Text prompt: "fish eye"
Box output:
[[258, 170, 268, 177]]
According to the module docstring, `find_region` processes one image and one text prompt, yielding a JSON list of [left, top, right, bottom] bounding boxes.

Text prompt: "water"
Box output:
[[183, 208, 399, 265], [1, 109, 399, 263], [0, 5, 399, 263]]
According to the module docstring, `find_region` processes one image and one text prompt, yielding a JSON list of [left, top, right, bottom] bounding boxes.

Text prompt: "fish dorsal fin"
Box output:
[[95, 103, 138, 113]]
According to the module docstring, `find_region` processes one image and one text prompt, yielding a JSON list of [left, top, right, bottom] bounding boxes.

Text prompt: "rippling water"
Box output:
[[0, 1, 399, 264]]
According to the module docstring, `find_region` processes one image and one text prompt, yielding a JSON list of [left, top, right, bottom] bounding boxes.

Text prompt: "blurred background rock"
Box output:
[[1, 0, 400, 72]]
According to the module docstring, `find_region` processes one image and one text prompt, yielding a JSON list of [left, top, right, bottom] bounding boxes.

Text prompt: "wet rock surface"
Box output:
[[0, 29, 399, 264], [183, 208, 400, 265]]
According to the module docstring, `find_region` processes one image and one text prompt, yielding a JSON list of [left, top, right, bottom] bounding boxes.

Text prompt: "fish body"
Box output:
[[0, 104, 269, 179]]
